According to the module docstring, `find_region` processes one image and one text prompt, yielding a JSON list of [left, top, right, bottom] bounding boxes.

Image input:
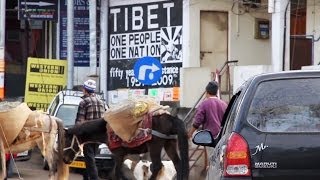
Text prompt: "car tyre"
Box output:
[[98, 169, 112, 179]]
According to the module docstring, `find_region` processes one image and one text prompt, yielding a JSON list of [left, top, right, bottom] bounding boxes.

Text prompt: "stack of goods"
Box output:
[[104, 96, 170, 142], [0, 102, 52, 153]]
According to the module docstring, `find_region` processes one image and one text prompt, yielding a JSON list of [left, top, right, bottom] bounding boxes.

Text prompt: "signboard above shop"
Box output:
[[18, 0, 58, 21]]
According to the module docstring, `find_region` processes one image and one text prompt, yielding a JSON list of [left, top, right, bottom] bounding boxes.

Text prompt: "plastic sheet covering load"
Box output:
[[9, 111, 49, 153], [104, 97, 170, 142], [0, 102, 32, 148]]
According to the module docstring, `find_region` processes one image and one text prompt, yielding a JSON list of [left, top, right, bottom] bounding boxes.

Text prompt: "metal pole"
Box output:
[[100, 0, 109, 101], [89, 0, 97, 75], [49, 21, 52, 59], [56, 0, 60, 59], [0, 0, 5, 48], [67, 0, 74, 89], [0, 0, 6, 99], [45, 21, 48, 58]]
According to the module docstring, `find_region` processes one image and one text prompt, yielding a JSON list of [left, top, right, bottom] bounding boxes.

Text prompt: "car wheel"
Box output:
[[98, 170, 112, 179]]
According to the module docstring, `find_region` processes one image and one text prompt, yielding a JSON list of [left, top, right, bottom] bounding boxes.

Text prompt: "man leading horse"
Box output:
[[75, 79, 106, 180]]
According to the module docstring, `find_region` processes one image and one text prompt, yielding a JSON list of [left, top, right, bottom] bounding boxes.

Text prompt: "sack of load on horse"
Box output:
[[63, 96, 189, 180], [0, 101, 67, 180]]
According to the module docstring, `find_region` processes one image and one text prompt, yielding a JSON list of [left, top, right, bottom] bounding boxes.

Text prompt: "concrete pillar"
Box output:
[[270, 0, 290, 72], [182, 0, 191, 68], [67, 0, 74, 89], [89, 0, 97, 76], [100, 0, 109, 100]]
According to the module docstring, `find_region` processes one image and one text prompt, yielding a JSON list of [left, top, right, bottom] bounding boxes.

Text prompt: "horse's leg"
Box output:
[[148, 138, 165, 180], [37, 141, 56, 180], [53, 117, 69, 180], [164, 140, 181, 177], [0, 140, 5, 180], [111, 148, 129, 180], [36, 132, 57, 180]]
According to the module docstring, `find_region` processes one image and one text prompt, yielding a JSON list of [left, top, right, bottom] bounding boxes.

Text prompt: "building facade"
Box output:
[[0, 0, 318, 107]]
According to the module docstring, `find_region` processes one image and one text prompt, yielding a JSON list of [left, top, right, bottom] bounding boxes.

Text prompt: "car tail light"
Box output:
[[223, 132, 251, 177]]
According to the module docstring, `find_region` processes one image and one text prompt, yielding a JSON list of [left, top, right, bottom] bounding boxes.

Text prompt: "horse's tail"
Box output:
[[0, 139, 5, 179], [172, 116, 189, 180], [56, 118, 69, 179]]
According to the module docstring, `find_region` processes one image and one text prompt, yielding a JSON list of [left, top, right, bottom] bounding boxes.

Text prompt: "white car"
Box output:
[[45, 90, 114, 177]]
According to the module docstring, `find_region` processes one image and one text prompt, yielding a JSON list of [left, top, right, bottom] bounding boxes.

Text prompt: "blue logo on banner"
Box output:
[[134, 57, 162, 85]]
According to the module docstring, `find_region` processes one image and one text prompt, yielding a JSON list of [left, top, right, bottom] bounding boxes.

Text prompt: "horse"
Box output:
[[0, 114, 69, 180], [62, 113, 189, 180]]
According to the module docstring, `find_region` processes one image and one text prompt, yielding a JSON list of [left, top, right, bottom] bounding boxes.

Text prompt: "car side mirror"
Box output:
[[192, 130, 215, 147]]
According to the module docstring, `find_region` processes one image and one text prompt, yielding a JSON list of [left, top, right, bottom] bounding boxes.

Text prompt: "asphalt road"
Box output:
[[6, 143, 207, 180], [7, 148, 83, 180]]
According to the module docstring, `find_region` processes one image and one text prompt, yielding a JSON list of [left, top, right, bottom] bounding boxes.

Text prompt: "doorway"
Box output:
[[200, 11, 228, 72], [5, 1, 55, 98], [200, 11, 228, 96]]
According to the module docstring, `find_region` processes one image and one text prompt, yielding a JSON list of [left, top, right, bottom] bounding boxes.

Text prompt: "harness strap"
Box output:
[[151, 130, 177, 140], [63, 135, 82, 159], [23, 127, 50, 133]]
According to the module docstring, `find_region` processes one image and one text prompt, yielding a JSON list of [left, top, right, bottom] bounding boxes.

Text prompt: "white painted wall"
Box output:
[[73, 67, 100, 90], [301, 65, 320, 70], [307, 0, 320, 65], [180, 67, 211, 107], [183, 0, 271, 68], [233, 65, 272, 94], [180, 0, 272, 105]]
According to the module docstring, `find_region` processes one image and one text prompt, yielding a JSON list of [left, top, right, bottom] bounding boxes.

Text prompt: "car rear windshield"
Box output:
[[247, 78, 320, 132], [56, 104, 78, 126]]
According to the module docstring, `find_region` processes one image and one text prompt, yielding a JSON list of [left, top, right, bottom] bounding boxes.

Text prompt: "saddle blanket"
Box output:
[[107, 113, 152, 151]]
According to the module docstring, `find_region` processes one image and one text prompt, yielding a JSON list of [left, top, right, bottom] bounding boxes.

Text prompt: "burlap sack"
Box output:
[[104, 97, 170, 142], [0, 102, 32, 148], [11, 111, 47, 148], [104, 100, 149, 142], [5, 136, 42, 153], [8, 111, 55, 153]]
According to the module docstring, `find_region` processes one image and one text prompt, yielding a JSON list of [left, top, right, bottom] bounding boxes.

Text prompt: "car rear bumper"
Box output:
[[95, 155, 115, 171], [16, 150, 32, 161], [221, 177, 252, 180]]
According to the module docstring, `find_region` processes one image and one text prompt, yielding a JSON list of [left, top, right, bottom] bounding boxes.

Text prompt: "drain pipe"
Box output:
[[282, 1, 290, 71]]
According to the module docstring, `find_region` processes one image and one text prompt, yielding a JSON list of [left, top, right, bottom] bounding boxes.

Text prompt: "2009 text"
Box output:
[[126, 74, 174, 88]]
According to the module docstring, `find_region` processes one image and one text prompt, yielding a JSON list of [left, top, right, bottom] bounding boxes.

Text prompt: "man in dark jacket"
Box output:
[[75, 79, 105, 180]]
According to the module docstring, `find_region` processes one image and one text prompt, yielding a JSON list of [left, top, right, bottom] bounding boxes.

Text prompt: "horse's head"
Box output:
[[63, 127, 82, 164]]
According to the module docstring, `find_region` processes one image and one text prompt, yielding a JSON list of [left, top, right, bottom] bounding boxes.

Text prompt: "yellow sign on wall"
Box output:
[[24, 57, 67, 111]]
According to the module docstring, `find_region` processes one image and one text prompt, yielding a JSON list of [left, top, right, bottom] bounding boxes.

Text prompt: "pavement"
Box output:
[[7, 141, 208, 180], [7, 148, 82, 180]]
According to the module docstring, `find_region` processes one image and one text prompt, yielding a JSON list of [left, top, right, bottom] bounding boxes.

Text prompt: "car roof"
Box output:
[[235, 70, 320, 94], [252, 70, 320, 83], [58, 90, 83, 105]]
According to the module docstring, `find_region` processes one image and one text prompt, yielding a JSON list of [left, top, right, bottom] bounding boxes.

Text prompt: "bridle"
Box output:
[[63, 135, 82, 161]]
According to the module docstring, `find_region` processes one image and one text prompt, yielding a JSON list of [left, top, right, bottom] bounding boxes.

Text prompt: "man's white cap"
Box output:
[[83, 79, 96, 93]]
